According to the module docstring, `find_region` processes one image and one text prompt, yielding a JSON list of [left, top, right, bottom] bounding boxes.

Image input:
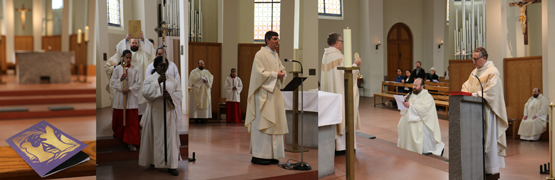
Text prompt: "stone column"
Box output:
[[32, 0, 41, 51]]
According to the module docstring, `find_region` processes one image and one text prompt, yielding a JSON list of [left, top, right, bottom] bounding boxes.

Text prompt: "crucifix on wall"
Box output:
[[509, 0, 541, 45], [15, 4, 32, 30]]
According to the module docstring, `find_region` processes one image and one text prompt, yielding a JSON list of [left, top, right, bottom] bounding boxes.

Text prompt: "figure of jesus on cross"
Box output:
[[509, 0, 541, 45], [15, 4, 31, 30]]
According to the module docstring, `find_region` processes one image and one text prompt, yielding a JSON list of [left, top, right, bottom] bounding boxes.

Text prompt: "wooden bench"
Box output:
[[0, 141, 96, 179], [374, 81, 405, 108], [434, 100, 449, 119]]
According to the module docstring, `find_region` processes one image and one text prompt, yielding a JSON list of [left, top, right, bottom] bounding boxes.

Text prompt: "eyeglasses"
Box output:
[[472, 56, 483, 61], [338, 40, 343, 42]]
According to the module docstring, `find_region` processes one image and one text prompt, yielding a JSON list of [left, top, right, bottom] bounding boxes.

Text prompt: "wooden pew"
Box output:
[[374, 81, 450, 118]]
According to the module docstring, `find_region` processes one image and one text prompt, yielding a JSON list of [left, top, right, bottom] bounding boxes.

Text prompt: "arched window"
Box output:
[[107, 0, 121, 27], [254, 0, 280, 41]]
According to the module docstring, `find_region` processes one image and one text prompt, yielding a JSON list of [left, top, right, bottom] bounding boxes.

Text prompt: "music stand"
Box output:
[[280, 76, 311, 170]]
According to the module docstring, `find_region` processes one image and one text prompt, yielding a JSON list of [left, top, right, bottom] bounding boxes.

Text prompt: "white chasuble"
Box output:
[[397, 89, 444, 155], [518, 94, 549, 140], [188, 68, 213, 118], [462, 61, 508, 174], [245, 47, 288, 159], [320, 47, 361, 151]]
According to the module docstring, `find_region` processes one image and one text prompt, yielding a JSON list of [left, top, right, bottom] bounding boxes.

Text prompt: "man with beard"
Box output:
[[397, 78, 445, 156], [189, 60, 213, 124], [518, 88, 549, 141], [116, 32, 153, 120]]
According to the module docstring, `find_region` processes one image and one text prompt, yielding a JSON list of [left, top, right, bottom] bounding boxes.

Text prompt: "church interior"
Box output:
[[0, 0, 554, 179], [0, 0, 97, 179]]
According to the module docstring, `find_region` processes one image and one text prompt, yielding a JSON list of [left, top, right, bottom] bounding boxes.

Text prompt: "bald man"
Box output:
[[189, 60, 213, 123], [397, 78, 445, 156], [518, 88, 549, 141]]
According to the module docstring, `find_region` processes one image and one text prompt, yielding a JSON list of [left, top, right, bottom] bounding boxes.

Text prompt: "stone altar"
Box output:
[[16, 52, 75, 84]]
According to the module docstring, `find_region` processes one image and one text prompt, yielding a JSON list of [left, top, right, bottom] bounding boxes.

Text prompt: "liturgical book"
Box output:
[[5, 120, 90, 177]]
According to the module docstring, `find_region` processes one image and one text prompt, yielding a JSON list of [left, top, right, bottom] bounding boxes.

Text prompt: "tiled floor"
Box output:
[[322, 96, 550, 180], [0, 74, 97, 179], [188, 122, 318, 180]]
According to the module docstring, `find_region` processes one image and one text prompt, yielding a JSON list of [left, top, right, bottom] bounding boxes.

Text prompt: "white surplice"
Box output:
[[225, 76, 243, 102], [138, 72, 182, 169], [110, 64, 142, 109], [116, 39, 153, 115]]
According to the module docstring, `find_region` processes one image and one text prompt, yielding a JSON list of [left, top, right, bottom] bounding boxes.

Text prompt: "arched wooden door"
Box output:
[[387, 23, 413, 81]]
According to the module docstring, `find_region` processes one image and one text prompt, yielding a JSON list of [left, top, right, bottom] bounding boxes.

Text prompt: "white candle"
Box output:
[[472, 0, 475, 51], [85, 26, 89, 42], [343, 28, 352, 67], [293, 49, 300, 71], [77, 29, 82, 44]]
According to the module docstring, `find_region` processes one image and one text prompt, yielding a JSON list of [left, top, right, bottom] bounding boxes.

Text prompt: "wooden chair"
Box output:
[[507, 118, 521, 140], [218, 98, 226, 122]]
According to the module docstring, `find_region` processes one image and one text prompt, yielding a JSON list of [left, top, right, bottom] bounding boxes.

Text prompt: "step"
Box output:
[[0, 103, 96, 120], [97, 134, 188, 163], [0, 94, 96, 106], [0, 88, 95, 97]]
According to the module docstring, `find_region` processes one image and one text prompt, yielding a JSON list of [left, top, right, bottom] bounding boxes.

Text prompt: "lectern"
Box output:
[[449, 95, 485, 180]]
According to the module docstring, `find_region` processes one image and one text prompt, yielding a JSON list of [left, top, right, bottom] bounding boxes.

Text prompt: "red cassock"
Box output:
[[226, 102, 242, 123], [112, 109, 141, 145]]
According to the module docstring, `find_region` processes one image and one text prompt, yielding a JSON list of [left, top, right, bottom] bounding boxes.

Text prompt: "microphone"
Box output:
[[472, 73, 486, 179], [404, 91, 412, 102], [284, 59, 303, 74]]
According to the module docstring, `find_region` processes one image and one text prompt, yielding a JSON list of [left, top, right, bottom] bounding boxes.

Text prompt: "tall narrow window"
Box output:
[[107, 0, 121, 27], [254, 0, 280, 41], [446, 0, 449, 23], [318, 0, 342, 16]]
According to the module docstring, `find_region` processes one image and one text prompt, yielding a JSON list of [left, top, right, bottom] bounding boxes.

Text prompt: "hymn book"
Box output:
[[5, 120, 90, 177]]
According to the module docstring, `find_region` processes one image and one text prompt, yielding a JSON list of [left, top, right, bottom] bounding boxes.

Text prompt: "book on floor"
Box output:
[[5, 120, 90, 178]]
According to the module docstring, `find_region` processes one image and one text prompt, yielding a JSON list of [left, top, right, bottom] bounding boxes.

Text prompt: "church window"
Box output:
[[107, 0, 121, 27], [254, 0, 280, 41], [318, 0, 342, 16]]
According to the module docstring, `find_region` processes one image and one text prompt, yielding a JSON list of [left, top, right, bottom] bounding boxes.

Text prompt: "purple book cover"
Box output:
[[5, 120, 88, 177]]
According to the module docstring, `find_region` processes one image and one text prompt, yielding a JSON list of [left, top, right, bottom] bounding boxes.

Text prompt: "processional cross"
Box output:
[[509, 0, 541, 45], [15, 4, 32, 30], [153, 21, 178, 165]]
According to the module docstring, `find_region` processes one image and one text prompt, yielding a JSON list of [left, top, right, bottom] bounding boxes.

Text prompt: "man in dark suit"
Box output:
[[411, 61, 426, 80]]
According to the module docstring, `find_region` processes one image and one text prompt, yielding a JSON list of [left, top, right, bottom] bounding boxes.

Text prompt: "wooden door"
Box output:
[[237, 44, 279, 117], [387, 23, 413, 81], [188, 42, 222, 115]]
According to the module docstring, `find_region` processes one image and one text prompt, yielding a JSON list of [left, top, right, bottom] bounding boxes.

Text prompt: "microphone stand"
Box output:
[[285, 59, 311, 170], [472, 74, 485, 180]]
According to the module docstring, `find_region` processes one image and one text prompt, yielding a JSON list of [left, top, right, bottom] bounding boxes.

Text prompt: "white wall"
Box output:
[[383, 0, 427, 71], [486, 0, 507, 79], [360, 0, 384, 97], [220, 0, 238, 98], [237, 0, 254, 43], [107, 0, 133, 54]]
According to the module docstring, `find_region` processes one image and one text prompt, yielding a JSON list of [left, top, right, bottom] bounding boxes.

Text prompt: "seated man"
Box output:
[[518, 88, 549, 141], [397, 78, 445, 156]]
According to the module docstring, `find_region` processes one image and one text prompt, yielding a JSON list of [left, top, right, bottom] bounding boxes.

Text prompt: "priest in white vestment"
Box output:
[[245, 31, 288, 165], [397, 78, 445, 156], [189, 60, 213, 123], [116, 33, 153, 117], [104, 48, 120, 102], [320, 32, 362, 155], [225, 68, 243, 123], [518, 88, 549, 141], [139, 56, 182, 176], [461, 47, 508, 174]]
